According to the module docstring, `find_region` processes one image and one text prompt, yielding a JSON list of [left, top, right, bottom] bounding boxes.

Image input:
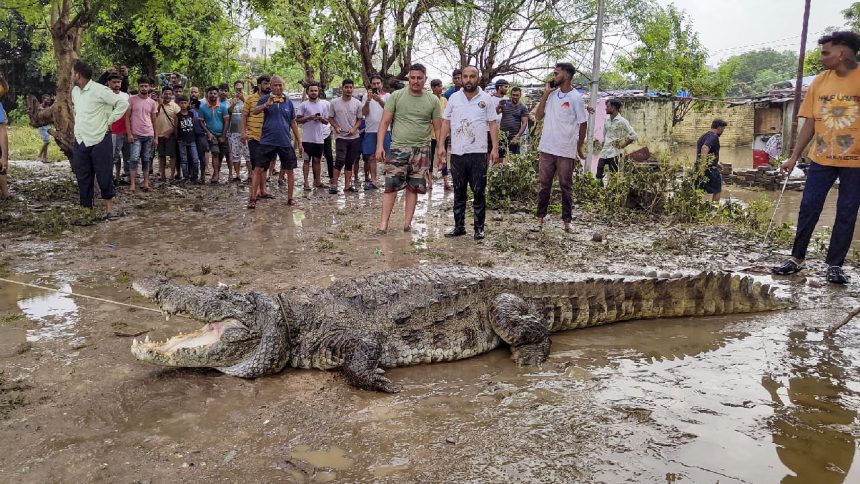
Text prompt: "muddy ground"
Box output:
[[1, 161, 859, 483]]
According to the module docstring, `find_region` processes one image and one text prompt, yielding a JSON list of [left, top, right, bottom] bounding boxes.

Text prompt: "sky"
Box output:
[[244, 1, 854, 84], [656, 0, 853, 63]]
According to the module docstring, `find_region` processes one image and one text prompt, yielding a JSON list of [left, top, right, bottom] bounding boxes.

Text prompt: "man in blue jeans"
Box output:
[[772, 32, 860, 284]]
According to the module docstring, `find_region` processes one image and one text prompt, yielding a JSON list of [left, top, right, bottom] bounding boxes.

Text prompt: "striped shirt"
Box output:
[[243, 91, 264, 141]]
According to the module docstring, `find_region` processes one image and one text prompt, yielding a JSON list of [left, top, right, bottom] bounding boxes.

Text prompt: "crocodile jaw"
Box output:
[[132, 319, 259, 368]]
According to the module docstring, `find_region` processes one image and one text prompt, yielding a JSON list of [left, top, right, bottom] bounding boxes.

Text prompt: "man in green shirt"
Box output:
[[71, 60, 129, 216], [375, 63, 442, 233]]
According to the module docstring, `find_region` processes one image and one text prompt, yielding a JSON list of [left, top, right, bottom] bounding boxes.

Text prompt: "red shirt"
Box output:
[[110, 92, 129, 135]]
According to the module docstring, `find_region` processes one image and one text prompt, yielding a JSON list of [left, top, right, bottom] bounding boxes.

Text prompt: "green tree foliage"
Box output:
[[84, 1, 242, 87], [619, 4, 735, 98], [0, 10, 56, 113], [844, 2, 860, 31], [721, 49, 798, 96], [329, 0, 447, 84], [429, 0, 642, 87], [251, 0, 360, 89]]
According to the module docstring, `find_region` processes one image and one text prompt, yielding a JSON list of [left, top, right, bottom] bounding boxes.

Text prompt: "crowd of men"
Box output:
[[2, 30, 857, 284], [62, 61, 587, 240]]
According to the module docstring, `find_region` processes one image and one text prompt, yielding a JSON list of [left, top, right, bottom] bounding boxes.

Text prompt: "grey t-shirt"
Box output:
[[330, 97, 363, 140], [499, 100, 528, 135]]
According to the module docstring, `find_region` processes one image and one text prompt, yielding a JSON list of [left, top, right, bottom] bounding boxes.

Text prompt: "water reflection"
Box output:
[[17, 283, 80, 342], [762, 330, 857, 484]]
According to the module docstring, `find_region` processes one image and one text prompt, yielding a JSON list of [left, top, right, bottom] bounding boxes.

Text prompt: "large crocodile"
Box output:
[[131, 266, 786, 392]]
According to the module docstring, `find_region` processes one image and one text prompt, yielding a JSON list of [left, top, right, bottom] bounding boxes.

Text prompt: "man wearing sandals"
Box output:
[[248, 75, 303, 209], [296, 82, 329, 190], [533, 62, 588, 233], [772, 32, 860, 284]]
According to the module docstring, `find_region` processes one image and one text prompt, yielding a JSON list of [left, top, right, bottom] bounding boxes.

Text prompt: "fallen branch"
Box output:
[[825, 307, 860, 337], [113, 329, 150, 338]]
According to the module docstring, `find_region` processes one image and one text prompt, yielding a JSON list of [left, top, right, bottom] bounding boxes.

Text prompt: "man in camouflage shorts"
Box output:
[[385, 147, 431, 194], [376, 63, 442, 233]]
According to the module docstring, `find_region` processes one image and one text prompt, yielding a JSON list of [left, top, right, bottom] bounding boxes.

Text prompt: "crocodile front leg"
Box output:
[[340, 337, 401, 393], [490, 293, 551, 366]]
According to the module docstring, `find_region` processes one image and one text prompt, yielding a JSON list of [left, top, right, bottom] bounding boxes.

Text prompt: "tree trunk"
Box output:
[[27, 6, 85, 161], [144, 55, 157, 79]]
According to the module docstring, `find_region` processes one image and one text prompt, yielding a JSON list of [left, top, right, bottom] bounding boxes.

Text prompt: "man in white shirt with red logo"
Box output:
[[533, 62, 588, 233], [437, 66, 499, 241]]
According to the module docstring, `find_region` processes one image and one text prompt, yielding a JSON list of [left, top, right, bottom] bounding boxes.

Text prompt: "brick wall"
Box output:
[[618, 98, 674, 150], [673, 103, 754, 147], [617, 98, 754, 148]]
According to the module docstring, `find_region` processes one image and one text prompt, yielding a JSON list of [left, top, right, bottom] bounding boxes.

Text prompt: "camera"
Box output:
[[372, 88, 380, 95]]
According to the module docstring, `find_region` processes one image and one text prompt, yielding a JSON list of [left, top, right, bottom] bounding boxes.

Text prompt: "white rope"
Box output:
[[0, 276, 172, 316]]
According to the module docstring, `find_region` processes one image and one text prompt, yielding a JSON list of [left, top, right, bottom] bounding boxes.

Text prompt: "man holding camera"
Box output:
[[250, 75, 303, 208], [361, 74, 390, 190], [533, 62, 588, 233]]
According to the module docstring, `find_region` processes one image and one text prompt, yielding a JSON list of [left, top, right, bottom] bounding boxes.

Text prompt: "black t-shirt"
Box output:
[[696, 131, 720, 167], [177, 111, 197, 142]]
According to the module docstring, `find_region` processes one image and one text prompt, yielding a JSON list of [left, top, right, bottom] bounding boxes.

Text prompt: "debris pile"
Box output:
[[724, 165, 805, 191]]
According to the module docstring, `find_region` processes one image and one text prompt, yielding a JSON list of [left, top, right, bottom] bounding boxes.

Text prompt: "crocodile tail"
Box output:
[[540, 272, 786, 332]]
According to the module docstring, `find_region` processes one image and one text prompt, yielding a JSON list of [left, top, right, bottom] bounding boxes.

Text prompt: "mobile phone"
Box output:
[[549, 79, 559, 88], [372, 88, 380, 95]]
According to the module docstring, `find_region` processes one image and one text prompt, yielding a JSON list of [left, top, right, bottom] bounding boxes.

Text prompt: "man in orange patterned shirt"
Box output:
[[772, 31, 860, 284]]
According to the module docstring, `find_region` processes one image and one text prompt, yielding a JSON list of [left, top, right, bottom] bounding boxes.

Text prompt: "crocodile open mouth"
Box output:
[[131, 319, 258, 368]]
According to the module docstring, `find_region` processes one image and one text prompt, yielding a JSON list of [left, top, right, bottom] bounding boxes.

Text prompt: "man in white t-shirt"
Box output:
[[296, 82, 330, 189], [533, 62, 588, 233], [361, 74, 389, 190], [438, 66, 499, 240]]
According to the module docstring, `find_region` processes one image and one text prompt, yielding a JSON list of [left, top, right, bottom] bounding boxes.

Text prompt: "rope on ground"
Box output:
[[825, 307, 860, 337], [0, 276, 173, 317]]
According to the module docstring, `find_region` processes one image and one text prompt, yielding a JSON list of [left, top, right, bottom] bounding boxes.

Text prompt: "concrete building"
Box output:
[[238, 30, 284, 60]]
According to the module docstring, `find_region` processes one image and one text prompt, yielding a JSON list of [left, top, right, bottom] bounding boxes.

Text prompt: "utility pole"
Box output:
[[585, 0, 606, 173], [789, 0, 812, 153]]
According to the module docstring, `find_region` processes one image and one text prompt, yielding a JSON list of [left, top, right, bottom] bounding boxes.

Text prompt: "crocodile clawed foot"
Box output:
[[340, 337, 401, 392], [511, 339, 551, 367], [370, 371, 401, 393]]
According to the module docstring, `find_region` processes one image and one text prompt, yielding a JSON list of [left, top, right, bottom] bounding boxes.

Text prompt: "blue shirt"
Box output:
[[198, 100, 229, 137], [443, 86, 459, 100], [258, 94, 296, 147], [0, 103, 6, 124]]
